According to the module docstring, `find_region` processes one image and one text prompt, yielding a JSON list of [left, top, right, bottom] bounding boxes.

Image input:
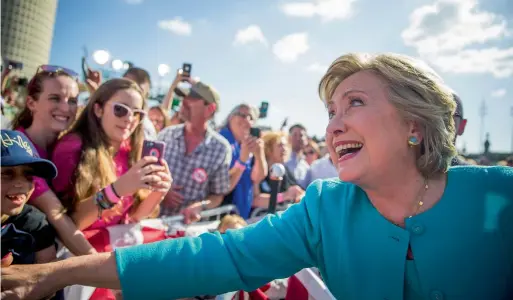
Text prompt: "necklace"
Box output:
[[408, 177, 429, 218]]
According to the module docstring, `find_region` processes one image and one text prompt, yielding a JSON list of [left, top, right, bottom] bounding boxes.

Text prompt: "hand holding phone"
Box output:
[[181, 63, 192, 78], [113, 141, 169, 197]]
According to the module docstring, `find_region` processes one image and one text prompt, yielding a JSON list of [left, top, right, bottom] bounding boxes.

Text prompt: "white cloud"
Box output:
[[425, 47, 513, 78], [125, 0, 143, 4], [401, 0, 513, 78], [272, 33, 309, 63], [158, 18, 192, 36], [281, 0, 357, 22], [233, 25, 267, 46], [306, 63, 328, 73], [491, 88, 506, 98]]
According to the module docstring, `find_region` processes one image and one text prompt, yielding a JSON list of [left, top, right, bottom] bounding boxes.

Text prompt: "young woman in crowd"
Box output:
[[218, 104, 267, 219], [304, 140, 320, 165], [148, 106, 171, 133], [10, 66, 96, 256], [252, 131, 304, 209], [51, 78, 172, 232]]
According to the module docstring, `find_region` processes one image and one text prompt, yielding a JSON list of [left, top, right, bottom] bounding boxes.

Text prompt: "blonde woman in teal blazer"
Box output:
[[2, 53, 512, 300]]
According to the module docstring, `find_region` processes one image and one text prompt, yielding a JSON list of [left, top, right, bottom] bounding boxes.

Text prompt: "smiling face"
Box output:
[[149, 107, 165, 132], [1, 165, 35, 217], [26, 75, 79, 133], [94, 88, 145, 145], [325, 70, 419, 183]]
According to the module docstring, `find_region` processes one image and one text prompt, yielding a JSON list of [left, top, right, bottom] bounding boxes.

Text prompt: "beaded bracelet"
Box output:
[[94, 190, 112, 219]]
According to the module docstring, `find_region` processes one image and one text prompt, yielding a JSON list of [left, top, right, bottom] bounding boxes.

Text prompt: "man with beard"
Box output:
[[157, 82, 231, 223]]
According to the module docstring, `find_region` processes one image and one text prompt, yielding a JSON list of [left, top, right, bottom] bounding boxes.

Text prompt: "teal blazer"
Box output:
[[116, 166, 513, 300]]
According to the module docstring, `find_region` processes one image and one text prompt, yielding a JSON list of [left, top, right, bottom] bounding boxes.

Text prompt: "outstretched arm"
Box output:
[[2, 182, 325, 300]]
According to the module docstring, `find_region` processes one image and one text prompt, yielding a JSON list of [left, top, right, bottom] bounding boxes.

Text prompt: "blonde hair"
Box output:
[[262, 131, 288, 160], [306, 139, 321, 157], [61, 78, 146, 213], [148, 106, 171, 132], [218, 215, 247, 232], [319, 53, 457, 177]]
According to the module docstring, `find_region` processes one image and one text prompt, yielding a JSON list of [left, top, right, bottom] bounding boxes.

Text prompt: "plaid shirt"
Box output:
[[157, 124, 232, 216]]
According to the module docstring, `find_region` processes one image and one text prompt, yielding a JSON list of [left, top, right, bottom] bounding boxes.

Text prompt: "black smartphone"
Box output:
[[182, 63, 192, 78], [142, 140, 166, 164], [250, 127, 261, 138], [259, 101, 269, 119]]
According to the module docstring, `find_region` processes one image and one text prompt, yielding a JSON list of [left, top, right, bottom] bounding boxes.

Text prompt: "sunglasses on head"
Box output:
[[112, 102, 146, 120], [35, 65, 79, 79]]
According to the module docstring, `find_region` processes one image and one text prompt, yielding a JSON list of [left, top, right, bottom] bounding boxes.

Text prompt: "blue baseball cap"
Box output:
[[1, 130, 57, 179]]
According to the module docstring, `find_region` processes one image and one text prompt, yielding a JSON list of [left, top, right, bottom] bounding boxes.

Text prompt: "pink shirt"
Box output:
[[51, 134, 134, 230], [16, 127, 51, 202]]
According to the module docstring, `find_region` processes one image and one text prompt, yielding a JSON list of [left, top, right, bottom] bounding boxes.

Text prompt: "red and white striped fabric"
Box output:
[[227, 269, 334, 300]]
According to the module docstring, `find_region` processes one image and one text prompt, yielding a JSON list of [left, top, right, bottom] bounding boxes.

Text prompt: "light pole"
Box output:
[[92, 49, 111, 80], [510, 106, 513, 153], [479, 98, 487, 153], [157, 63, 170, 95], [111, 59, 124, 72]]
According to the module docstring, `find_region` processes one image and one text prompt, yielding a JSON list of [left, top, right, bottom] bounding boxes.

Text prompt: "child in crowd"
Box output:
[[217, 214, 248, 233], [1, 129, 57, 266]]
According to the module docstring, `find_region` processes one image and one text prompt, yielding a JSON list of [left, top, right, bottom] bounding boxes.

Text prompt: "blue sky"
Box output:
[[50, 0, 513, 153]]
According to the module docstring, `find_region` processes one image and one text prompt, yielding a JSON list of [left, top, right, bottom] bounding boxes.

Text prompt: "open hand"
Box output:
[[1, 263, 54, 300], [181, 202, 203, 224], [85, 67, 102, 93]]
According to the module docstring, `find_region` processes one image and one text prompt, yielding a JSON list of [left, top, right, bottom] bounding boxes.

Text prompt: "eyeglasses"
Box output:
[[233, 111, 254, 121], [35, 65, 79, 79], [305, 150, 316, 155], [112, 102, 146, 120]]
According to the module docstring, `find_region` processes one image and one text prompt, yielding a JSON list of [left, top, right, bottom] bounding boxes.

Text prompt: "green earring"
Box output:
[[408, 136, 419, 147]]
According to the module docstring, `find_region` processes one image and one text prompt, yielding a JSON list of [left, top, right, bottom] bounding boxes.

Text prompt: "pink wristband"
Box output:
[[277, 193, 284, 203], [104, 185, 121, 204], [234, 161, 246, 171]]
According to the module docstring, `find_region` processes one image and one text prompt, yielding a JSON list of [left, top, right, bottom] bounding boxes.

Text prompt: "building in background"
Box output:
[[1, 0, 58, 77]]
